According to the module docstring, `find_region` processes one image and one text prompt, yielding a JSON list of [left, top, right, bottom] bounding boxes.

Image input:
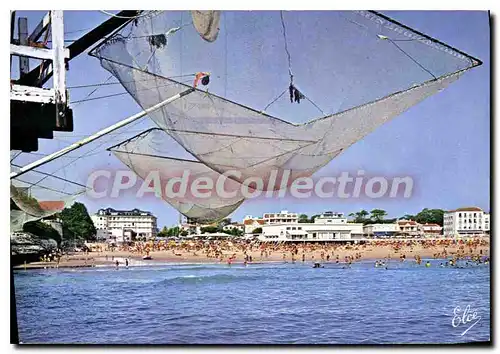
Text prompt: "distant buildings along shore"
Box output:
[[87, 206, 490, 244]]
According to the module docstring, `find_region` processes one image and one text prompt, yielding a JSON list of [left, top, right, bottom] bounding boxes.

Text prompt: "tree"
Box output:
[[349, 210, 370, 223], [401, 214, 415, 220], [363, 218, 397, 225], [222, 228, 243, 237], [358, 210, 369, 219], [59, 202, 96, 242], [200, 226, 219, 234], [414, 208, 445, 226], [157, 226, 169, 237], [180, 230, 188, 237], [252, 227, 262, 234], [298, 214, 309, 223], [370, 209, 387, 222], [167, 226, 180, 237]]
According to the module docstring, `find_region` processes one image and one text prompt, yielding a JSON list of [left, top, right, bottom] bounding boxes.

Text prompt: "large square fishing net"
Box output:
[[89, 10, 481, 221]]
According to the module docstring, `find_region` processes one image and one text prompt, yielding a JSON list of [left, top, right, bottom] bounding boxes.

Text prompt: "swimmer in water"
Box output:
[[425, 261, 431, 268]]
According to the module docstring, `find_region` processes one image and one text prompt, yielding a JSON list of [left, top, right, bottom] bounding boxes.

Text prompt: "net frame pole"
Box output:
[[10, 88, 194, 180]]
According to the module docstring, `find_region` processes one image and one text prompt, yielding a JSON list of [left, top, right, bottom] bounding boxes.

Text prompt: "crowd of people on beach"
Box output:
[[85, 237, 489, 268], [27, 236, 490, 271]]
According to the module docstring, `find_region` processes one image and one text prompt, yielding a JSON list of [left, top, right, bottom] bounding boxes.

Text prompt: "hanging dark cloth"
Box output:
[[289, 84, 294, 103], [294, 87, 305, 104], [289, 83, 305, 104]]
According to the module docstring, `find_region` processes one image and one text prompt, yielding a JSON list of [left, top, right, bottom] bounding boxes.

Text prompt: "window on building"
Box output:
[[286, 227, 291, 230]]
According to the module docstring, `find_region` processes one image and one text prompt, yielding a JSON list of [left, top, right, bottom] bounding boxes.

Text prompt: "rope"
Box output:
[[67, 74, 196, 89], [278, 11, 326, 115], [340, 13, 436, 80], [15, 179, 75, 196], [11, 151, 22, 163], [71, 74, 114, 106], [71, 89, 126, 104], [127, 22, 193, 39], [70, 78, 193, 104], [303, 94, 327, 116], [224, 11, 228, 98], [11, 163, 88, 189], [27, 116, 149, 189], [387, 39, 437, 80], [261, 88, 287, 113], [280, 11, 293, 84]]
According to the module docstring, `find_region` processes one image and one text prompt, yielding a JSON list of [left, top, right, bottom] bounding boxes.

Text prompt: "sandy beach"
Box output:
[[14, 238, 489, 270]]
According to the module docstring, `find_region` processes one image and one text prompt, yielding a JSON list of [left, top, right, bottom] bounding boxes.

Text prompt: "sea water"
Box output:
[[13, 260, 490, 344]]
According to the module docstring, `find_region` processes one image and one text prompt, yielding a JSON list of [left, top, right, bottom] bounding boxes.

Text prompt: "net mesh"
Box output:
[[91, 10, 480, 192], [110, 129, 246, 223], [10, 173, 84, 232]]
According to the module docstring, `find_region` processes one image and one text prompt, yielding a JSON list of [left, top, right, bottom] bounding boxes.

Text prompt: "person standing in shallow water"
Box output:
[[115, 260, 119, 269], [125, 259, 129, 269]]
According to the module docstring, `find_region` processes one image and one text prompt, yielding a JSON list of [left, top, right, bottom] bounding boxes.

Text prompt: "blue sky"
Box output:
[[12, 10, 490, 227]]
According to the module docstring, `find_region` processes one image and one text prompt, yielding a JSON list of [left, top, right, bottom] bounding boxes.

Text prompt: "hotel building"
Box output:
[[443, 207, 490, 237], [91, 208, 158, 242]]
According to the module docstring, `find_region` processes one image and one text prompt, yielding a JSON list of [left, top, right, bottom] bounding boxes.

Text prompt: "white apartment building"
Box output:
[[363, 223, 398, 238], [443, 207, 490, 237], [263, 210, 298, 224], [422, 223, 443, 236], [91, 208, 157, 242], [314, 211, 348, 224], [243, 210, 298, 234], [243, 216, 266, 234], [396, 220, 423, 237], [259, 212, 363, 242]]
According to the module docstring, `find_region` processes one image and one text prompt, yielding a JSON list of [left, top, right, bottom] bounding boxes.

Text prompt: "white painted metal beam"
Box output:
[[10, 44, 69, 61], [51, 10, 67, 124], [10, 84, 55, 103]]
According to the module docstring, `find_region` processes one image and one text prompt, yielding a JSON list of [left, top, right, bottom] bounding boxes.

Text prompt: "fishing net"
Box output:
[[10, 158, 86, 231], [10, 178, 83, 232], [91, 10, 481, 191], [109, 128, 246, 223]]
